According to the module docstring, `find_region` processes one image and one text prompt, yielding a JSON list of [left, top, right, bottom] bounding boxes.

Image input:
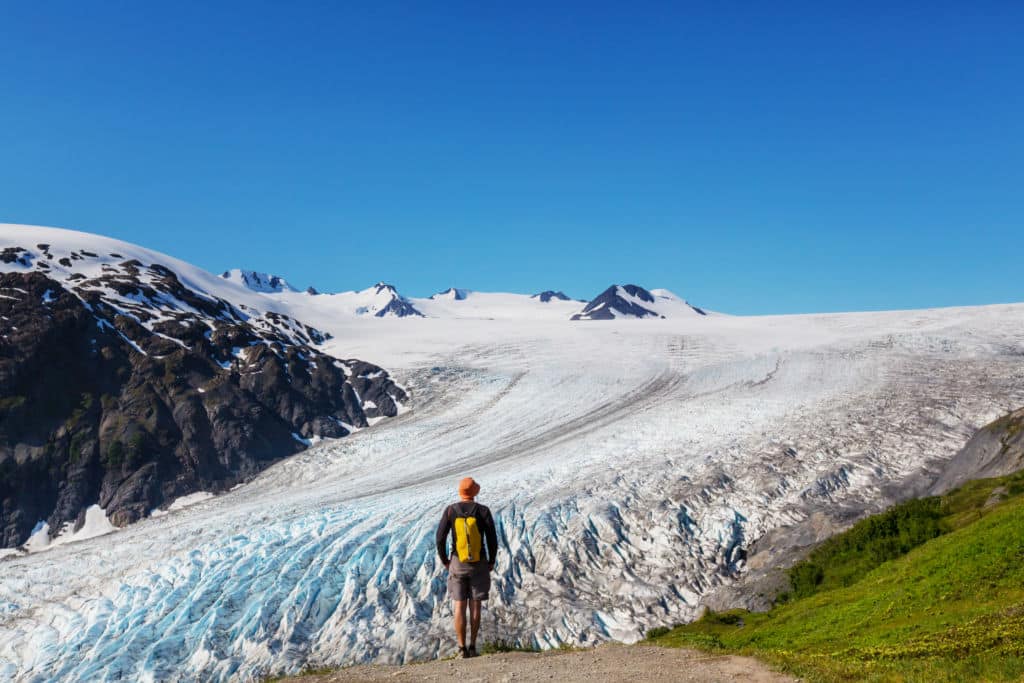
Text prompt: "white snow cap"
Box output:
[[220, 269, 298, 293]]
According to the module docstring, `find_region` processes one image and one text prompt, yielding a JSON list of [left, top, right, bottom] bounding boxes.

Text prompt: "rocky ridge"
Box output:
[[571, 284, 707, 320], [0, 237, 407, 548], [220, 268, 300, 293], [531, 290, 574, 303], [431, 287, 470, 301], [358, 283, 425, 318], [700, 405, 1024, 614]]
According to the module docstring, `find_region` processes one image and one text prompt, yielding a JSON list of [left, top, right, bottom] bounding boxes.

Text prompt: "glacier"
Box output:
[[1, 255, 1023, 680]]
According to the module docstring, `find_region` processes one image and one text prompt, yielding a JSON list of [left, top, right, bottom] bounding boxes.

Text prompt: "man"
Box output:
[[435, 476, 498, 658]]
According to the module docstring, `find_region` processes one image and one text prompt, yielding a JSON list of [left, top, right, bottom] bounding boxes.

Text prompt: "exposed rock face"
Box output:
[[571, 284, 663, 320], [220, 269, 298, 293], [367, 283, 424, 318], [571, 284, 708, 320], [0, 258, 407, 548], [701, 406, 1024, 614], [1, 247, 34, 267], [531, 290, 571, 303], [928, 408, 1024, 494], [432, 288, 469, 301]]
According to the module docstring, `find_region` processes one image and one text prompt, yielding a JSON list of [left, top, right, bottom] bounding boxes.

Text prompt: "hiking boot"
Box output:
[[467, 644, 479, 658], [458, 646, 470, 659]]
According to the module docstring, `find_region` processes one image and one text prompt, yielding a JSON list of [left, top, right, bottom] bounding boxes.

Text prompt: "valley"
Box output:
[[1, 226, 1022, 681]]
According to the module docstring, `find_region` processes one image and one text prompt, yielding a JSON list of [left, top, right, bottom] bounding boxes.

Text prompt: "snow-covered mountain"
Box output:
[[0, 225, 407, 550], [531, 290, 576, 303], [431, 287, 470, 301], [203, 278, 711, 323], [358, 282, 424, 317], [279, 282, 425, 318], [412, 289, 582, 320], [200, 276, 712, 324], [233, 284, 584, 321], [220, 268, 299, 293], [571, 284, 707, 320], [2, 224, 1023, 683]]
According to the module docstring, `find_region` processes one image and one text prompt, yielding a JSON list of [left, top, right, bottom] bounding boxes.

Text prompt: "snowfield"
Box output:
[[1, 226, 1023, 682]]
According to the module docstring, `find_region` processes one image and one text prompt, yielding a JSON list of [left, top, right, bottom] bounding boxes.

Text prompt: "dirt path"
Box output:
[[277, 644, 797, 682]]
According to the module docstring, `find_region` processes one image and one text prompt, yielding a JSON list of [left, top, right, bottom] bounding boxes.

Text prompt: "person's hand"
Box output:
[[488, 563, 495, 573], [443, 560, 450, 570]]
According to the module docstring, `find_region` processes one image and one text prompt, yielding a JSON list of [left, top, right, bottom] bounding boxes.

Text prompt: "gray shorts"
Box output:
[[447, 559, 491, 601]]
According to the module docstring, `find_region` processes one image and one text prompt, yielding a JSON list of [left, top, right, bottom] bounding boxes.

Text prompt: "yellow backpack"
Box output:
[[453, 506, 482, 563]]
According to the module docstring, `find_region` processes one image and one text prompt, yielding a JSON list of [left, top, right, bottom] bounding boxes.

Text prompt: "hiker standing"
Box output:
[[436, 477, 498, 658]]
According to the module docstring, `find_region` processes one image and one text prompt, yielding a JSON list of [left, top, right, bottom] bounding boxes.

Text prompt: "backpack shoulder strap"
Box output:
[[453, 501, 479, 517]]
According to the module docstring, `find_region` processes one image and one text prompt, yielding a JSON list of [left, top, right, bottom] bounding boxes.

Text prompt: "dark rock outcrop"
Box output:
[[0, 263, 407, 548], [370, 283, 424, 318], [220, 269, 297, 293], [700, 405, 1024, 614], [432, 288, 469, 301], [928, 408, 1024, 494], [571, 284, 662, 320], [571, 284, 708, 320], [532, 290, 571, 303]]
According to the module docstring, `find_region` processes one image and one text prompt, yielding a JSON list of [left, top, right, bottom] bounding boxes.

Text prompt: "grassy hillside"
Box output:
[[647, 469, 1024, 682]]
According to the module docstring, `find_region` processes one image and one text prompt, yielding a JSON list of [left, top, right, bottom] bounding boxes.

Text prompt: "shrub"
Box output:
[[69, 433, 87, 463], [646, 626, 672, 639], [788, 561, 825, 599], [700, 610, 746, 627], [104, 440, 125, 468], [786, 496, 945, 598], [126, 433, 147, 466]]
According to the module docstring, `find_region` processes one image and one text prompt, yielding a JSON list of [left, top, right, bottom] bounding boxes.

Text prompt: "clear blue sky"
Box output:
[[1, 2, 1021, 314]]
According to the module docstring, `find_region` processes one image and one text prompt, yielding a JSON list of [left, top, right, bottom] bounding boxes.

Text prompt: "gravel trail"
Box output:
[[278, 644, 796, 683]]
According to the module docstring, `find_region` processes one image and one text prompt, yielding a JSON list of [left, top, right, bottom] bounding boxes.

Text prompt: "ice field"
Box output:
[[1, 230, 1023, 681]]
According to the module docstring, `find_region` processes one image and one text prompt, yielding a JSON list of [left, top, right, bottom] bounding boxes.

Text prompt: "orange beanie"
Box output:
[[459, 477, 480, 500]]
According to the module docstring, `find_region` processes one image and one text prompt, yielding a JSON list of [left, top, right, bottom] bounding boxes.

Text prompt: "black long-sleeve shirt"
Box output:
[[435, 501, 498, 566]]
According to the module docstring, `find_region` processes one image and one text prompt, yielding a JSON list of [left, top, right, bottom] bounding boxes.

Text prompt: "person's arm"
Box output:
[[435, 505, 452, 567], [483, 508, 498, 569]]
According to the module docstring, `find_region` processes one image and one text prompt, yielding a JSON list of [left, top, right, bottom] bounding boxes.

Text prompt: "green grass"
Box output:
[[782, 495, 945, 601], [647, 469, 1024, 682]]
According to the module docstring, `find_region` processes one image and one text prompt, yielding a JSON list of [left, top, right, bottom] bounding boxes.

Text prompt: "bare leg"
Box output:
[[454, 599, 468, 648], [469, 599, 482, 647]]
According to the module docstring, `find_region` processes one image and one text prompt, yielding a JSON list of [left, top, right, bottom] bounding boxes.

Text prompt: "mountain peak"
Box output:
[[531, 290, 572, 303], [221, 269, 298, 294], [0, 225, 409, 551], [355, 282, 424, 318], [431, 287, 470, 301], [571, 284, 706, 320]]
